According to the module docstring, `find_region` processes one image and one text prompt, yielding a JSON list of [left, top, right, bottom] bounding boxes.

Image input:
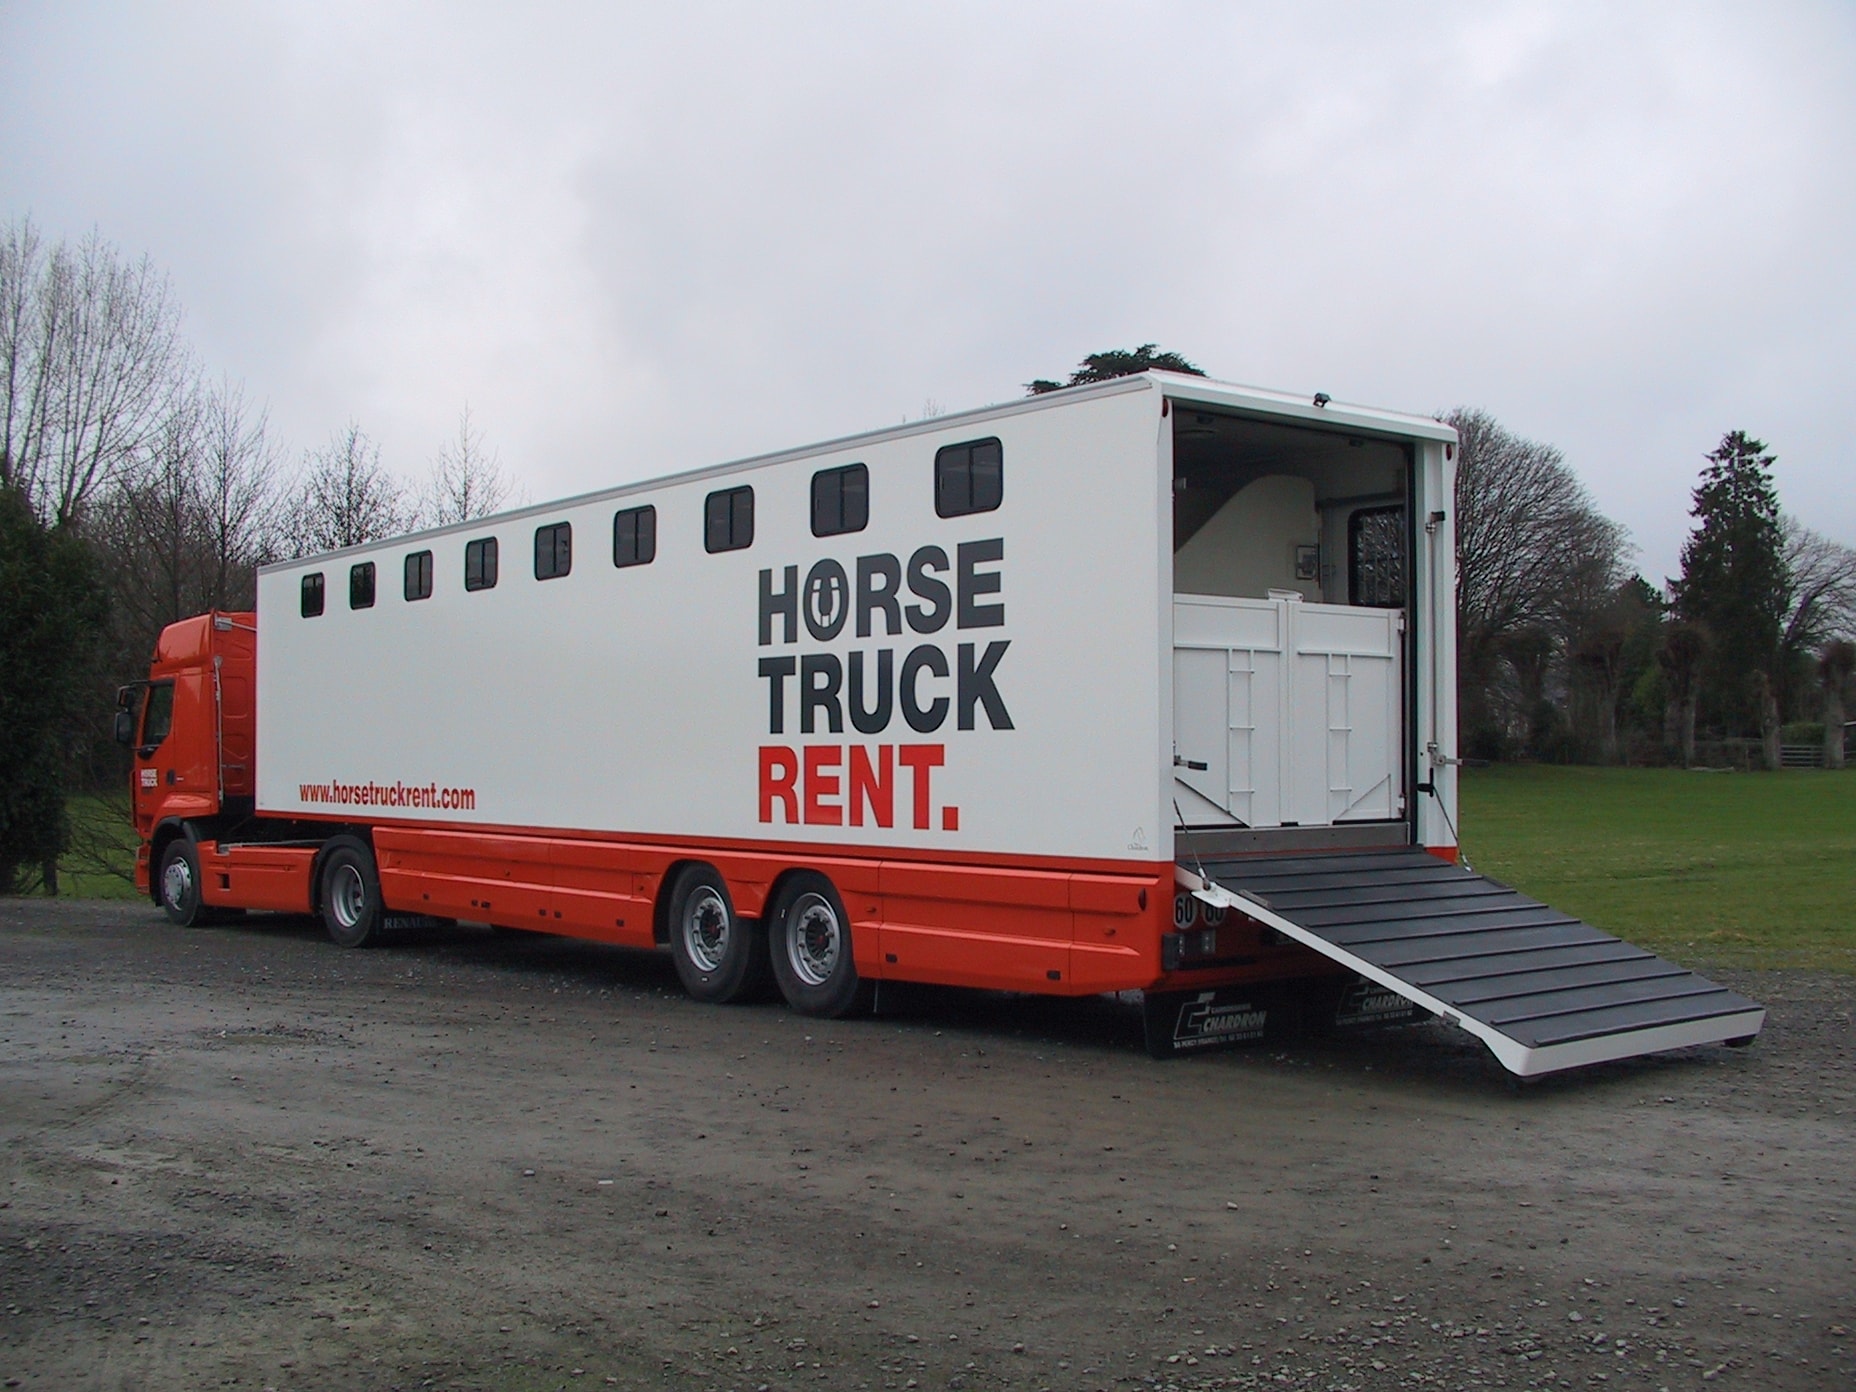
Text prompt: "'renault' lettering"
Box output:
[[757, 541, 1009, 831]]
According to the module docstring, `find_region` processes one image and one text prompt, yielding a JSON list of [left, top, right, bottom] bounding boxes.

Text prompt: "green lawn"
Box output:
[[54, 791, 143, 900], [1459, 765, 1855, 972]]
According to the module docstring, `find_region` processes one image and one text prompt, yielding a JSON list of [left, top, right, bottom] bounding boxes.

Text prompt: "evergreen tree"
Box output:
[[1026, 345, 1204, 395], [0, 486, 108, 892], [1671, 431, 1790, 744]]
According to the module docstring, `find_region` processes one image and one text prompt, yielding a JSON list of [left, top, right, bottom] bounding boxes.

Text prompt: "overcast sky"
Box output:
[[4, 2, 1851, 582]]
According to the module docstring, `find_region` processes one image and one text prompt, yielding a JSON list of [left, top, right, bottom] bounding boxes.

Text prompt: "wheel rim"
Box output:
[[680, 887, 730, 973], [785, 891, 840, 987], [330, 863, 367, 931], [161, 853, 192, 910]]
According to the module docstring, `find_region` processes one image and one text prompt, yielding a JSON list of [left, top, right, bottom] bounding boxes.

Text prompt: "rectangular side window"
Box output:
[[349, 561, 376, 610], [613, 505, 657, 567], [934, 438, 1003, 517], [465, 537, 499, 591], [811, 462, 869, 537], [301, 573, 325, 617], [1348, 506, 1406, 607], [704, 485, 754, 553], [534, 521, 572, 580], [404, 550, 434, 601], [141, 681, 175, 747]]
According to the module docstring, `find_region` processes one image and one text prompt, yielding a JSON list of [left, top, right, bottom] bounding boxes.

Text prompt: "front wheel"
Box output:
[[157, 839, 205, 927], [319, 837, 384, 948], [767, 872, 871, 1018], [667, 865, 769, 1004]]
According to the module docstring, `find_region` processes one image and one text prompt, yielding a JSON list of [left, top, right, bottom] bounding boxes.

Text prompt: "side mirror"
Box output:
[[113, 709, 137, 747]]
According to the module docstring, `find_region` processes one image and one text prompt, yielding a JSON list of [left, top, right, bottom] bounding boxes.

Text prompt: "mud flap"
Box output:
[[1308, 975, 1425, 1033], [1142, 985, 1295, 1059]]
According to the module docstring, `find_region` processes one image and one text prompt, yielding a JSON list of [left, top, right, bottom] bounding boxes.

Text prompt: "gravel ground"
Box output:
[[1, 898, 1851, 1392]]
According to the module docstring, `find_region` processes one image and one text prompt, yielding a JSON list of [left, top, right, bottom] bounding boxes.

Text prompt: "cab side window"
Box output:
[[142, 681, 175, 748]]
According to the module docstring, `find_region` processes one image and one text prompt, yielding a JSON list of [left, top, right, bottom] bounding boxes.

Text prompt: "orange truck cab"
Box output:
[[115, 611, 258, 909]]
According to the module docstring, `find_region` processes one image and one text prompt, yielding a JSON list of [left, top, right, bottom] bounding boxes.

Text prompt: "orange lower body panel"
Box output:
[[197, 841, 315, 914], [197, 819, 1337, 998]]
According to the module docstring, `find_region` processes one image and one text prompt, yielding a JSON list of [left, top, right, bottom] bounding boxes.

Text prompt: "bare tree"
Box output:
[[0, 217, 186, 525], [1447, 407, 1630, 756], [283, 423, 409, 556], [195, 374, 283, 603], [1819, 639, 1854, 770], [1783, 518, 1856, 652], [420, 405, 512, 527]]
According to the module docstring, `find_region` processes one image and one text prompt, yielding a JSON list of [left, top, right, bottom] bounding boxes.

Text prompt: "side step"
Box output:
[[1177, 847, 1765, 1078]]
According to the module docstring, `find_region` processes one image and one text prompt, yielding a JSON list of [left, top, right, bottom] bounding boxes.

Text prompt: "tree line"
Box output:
[[1, 218, 512, 892], [1451, 411, 1854, 772]]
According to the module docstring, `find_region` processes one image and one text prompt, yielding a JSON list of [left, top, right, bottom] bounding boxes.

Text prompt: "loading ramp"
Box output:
[[1179, 846, 1765, 1077]]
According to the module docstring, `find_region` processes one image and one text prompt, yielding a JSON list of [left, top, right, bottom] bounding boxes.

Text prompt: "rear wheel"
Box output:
[[319, 837, 384, 948], [767, 872, 871, 1018], [157, 839, 205, 927], [667, 865, 768, 1003]]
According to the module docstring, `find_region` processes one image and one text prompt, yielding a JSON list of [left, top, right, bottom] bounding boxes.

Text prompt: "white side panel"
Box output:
[[255, 388, 1169, 865]]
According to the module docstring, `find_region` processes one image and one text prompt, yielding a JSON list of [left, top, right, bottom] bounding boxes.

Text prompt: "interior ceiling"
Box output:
[[1172, 410, 1407, 548]]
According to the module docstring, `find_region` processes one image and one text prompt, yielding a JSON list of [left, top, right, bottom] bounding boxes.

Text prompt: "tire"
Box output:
[[318, 836, 384, 949], [667, 865, 768, 1004], [767, 872, 871, 1018], [157, 839, 206, 927]]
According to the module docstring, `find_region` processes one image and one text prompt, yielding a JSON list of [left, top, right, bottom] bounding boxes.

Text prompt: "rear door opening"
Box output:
[[1170, 406, 1414, 835]]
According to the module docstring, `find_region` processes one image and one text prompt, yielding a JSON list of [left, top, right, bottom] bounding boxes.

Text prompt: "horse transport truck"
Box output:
[[115, 372, 1763, 1076]]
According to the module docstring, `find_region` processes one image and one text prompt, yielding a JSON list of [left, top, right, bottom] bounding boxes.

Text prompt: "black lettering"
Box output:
[[847, 648, 893, 735], [957, 538, 1004, 629], [800, 653, 844, 734], [758, 655, 796, 734], [856, 552, 903, 638], [899, 644, 949, 733], [803, 559, 849, 641], [958, 640, 1014, 730], [905, 546, 950, 634], [760, 565, 799, 645]]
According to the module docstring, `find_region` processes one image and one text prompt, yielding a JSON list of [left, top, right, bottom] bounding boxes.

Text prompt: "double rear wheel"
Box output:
[[766, 872, 871, 1018]]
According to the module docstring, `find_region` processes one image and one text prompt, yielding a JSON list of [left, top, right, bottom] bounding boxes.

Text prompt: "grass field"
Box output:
[[1459, 765, 1855, 972], [44, 769, 1856, 971]]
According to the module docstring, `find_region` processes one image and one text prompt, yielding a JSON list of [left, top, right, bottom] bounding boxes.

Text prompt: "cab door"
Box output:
[[130, 680, 176, 829]]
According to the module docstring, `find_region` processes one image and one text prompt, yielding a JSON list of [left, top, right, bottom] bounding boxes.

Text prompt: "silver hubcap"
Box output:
[[162, 854, 192, 909], [330, 864, 367, 930], [680, 887, 730, 973], [786, 892, 840, 987]]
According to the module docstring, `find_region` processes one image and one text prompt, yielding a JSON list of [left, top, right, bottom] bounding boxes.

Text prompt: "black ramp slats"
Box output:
[[1189, 846, 1764, 1077]]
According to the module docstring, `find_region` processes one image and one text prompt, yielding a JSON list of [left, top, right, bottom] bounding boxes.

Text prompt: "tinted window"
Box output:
[[534, 521, 572, 580], [404, 550, 434, 601], [613, 505, 657, 568], [704, 486, 754, 553], [465, 537, 499, 591], [301, 573, 325, 617], [1349, 506, 1406, 607], [142, 681, 175, 747], [811, 463, 869, 537], [934, 438, 1003, 517], [349, 561, 376, 610]]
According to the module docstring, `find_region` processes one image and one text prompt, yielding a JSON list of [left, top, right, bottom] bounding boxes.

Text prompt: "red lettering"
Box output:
[[897, 743, 945, 830], [848, 744, 894, 828], [804, 744, 843, 825], [759, 745, 799, 823]]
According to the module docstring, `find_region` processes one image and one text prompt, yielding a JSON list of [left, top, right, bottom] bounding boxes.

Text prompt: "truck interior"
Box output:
[[1169, 405, 1414, 841]]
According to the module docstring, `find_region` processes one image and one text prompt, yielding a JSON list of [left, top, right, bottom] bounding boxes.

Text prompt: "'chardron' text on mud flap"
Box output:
[[756, 541, 1012, 831]]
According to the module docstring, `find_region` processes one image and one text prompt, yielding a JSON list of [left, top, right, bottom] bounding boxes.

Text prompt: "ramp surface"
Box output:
[[1183, 846, 1764, 1077]]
